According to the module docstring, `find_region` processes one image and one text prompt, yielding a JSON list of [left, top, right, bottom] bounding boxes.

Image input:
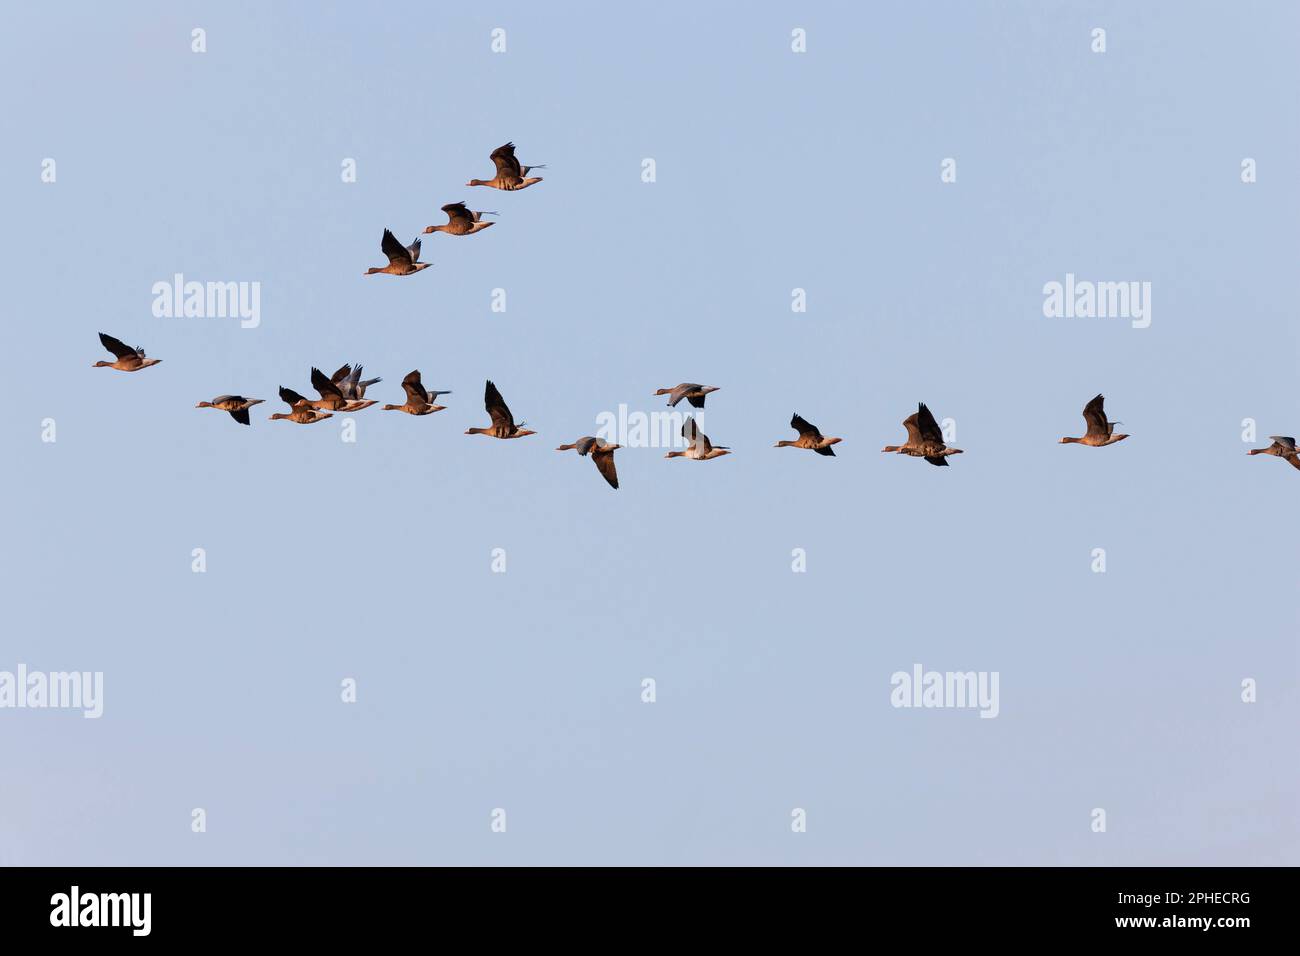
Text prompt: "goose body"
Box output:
[[557, 437, 621, 489], [425, 202, 497, 235], [382, 370, 448, 416], [94, 332, 161, 372], [653, 383, 719, 409], [775, 413, 842, 456], [269, 387, 333, 424], [467, 142, 544, 191], [665, 417, 731, 460], [365, 229, 430, 276], [1248, 435, 1300, 470], [1061, 394, 1129, 446], [196, 395, 265, 426], [465, 380, 535, 439], [881, 403, 962, 466]]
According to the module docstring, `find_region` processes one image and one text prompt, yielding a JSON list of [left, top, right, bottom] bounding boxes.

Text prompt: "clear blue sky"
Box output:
[[2, 1, 1296, 865]]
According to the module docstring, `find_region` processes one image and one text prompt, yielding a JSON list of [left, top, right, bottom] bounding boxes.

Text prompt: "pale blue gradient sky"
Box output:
[[2, 1, 1296, 865]]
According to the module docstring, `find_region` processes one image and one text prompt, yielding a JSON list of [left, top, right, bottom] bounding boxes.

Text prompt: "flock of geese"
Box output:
[[363, 142, 541, 276], [98, 321, 1300, 489], [91, 141, 1300, 489]]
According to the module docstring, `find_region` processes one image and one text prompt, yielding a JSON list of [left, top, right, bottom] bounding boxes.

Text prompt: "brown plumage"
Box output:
[[1247, 435, 1300, 470], [364, 229, 430, 276], [881, 403, 963, 466], [382, 370, 447, 416], [269, 387, 333, 424], [94, 332, 161, 372], [774, 413, 842, 456], [195, 395, 265, 426], [424, 202, 496, 235], [465, 380, 536, 439], [556, 437, 621, 489], [466, 142, 544, 191], [1061, 394, 1129, 446]]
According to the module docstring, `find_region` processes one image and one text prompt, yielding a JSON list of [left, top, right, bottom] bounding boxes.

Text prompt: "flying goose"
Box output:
[[881, 403, 963, 466], [1248, 435, 1300, 470], [330, 363, 382, 399], [467, 142, 544, 191], [665, 417, 731, 460], [424, 202, 497, 236], [1061, 394, 1129, 446], [465, 380, 536, 438], [382, 370, 448, 416], [364, 229, 430, 276], [94, 333, 161, 372], [269, 387, 333, 424], [774, 413, 842, 456], [195, 395, 265, 426], [556, 437, 621, 489], [306, 367, 377, 412], [653, 383, 720, 409]]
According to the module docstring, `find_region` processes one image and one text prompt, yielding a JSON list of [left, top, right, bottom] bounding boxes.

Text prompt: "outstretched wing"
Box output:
[[490, 142, 522, 178], [330, 363, 352, 385], [310, 367, 345, 401], [279, 386, 310, 408], [1082, 394, 1110, 439], [381, 228, 412, 265], [442, 201, 473, 226], [229, 408, 251, 426], [99, 332, 137, 359], [484, 380, 514, 428], [916, 403, 944, 444], [401, 370, 428, 406], [791, 413, 822, 441], [682, 417, 713, 454], [591, 448, 619, 489], [901, 413, 922, 445]]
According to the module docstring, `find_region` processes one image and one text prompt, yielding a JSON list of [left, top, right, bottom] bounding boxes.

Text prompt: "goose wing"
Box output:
[[401, 370, 429, 407], [381, 228, 412, 265], [791, 413, 823, 442], [916, 403, 944, 444], [484, 380, 515, 428], [1082, 394, 1111, 439], [901, 413, 923, 445], [683, 417, 713, 454], [310, 367, 345, 401], [99, 332, 139, 359], [669, 383, 700, 407], [491, 142, 522, 178], [591, 447, 619, 489], [279, 386, 311, 408], [442, 202, 473, 226]]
